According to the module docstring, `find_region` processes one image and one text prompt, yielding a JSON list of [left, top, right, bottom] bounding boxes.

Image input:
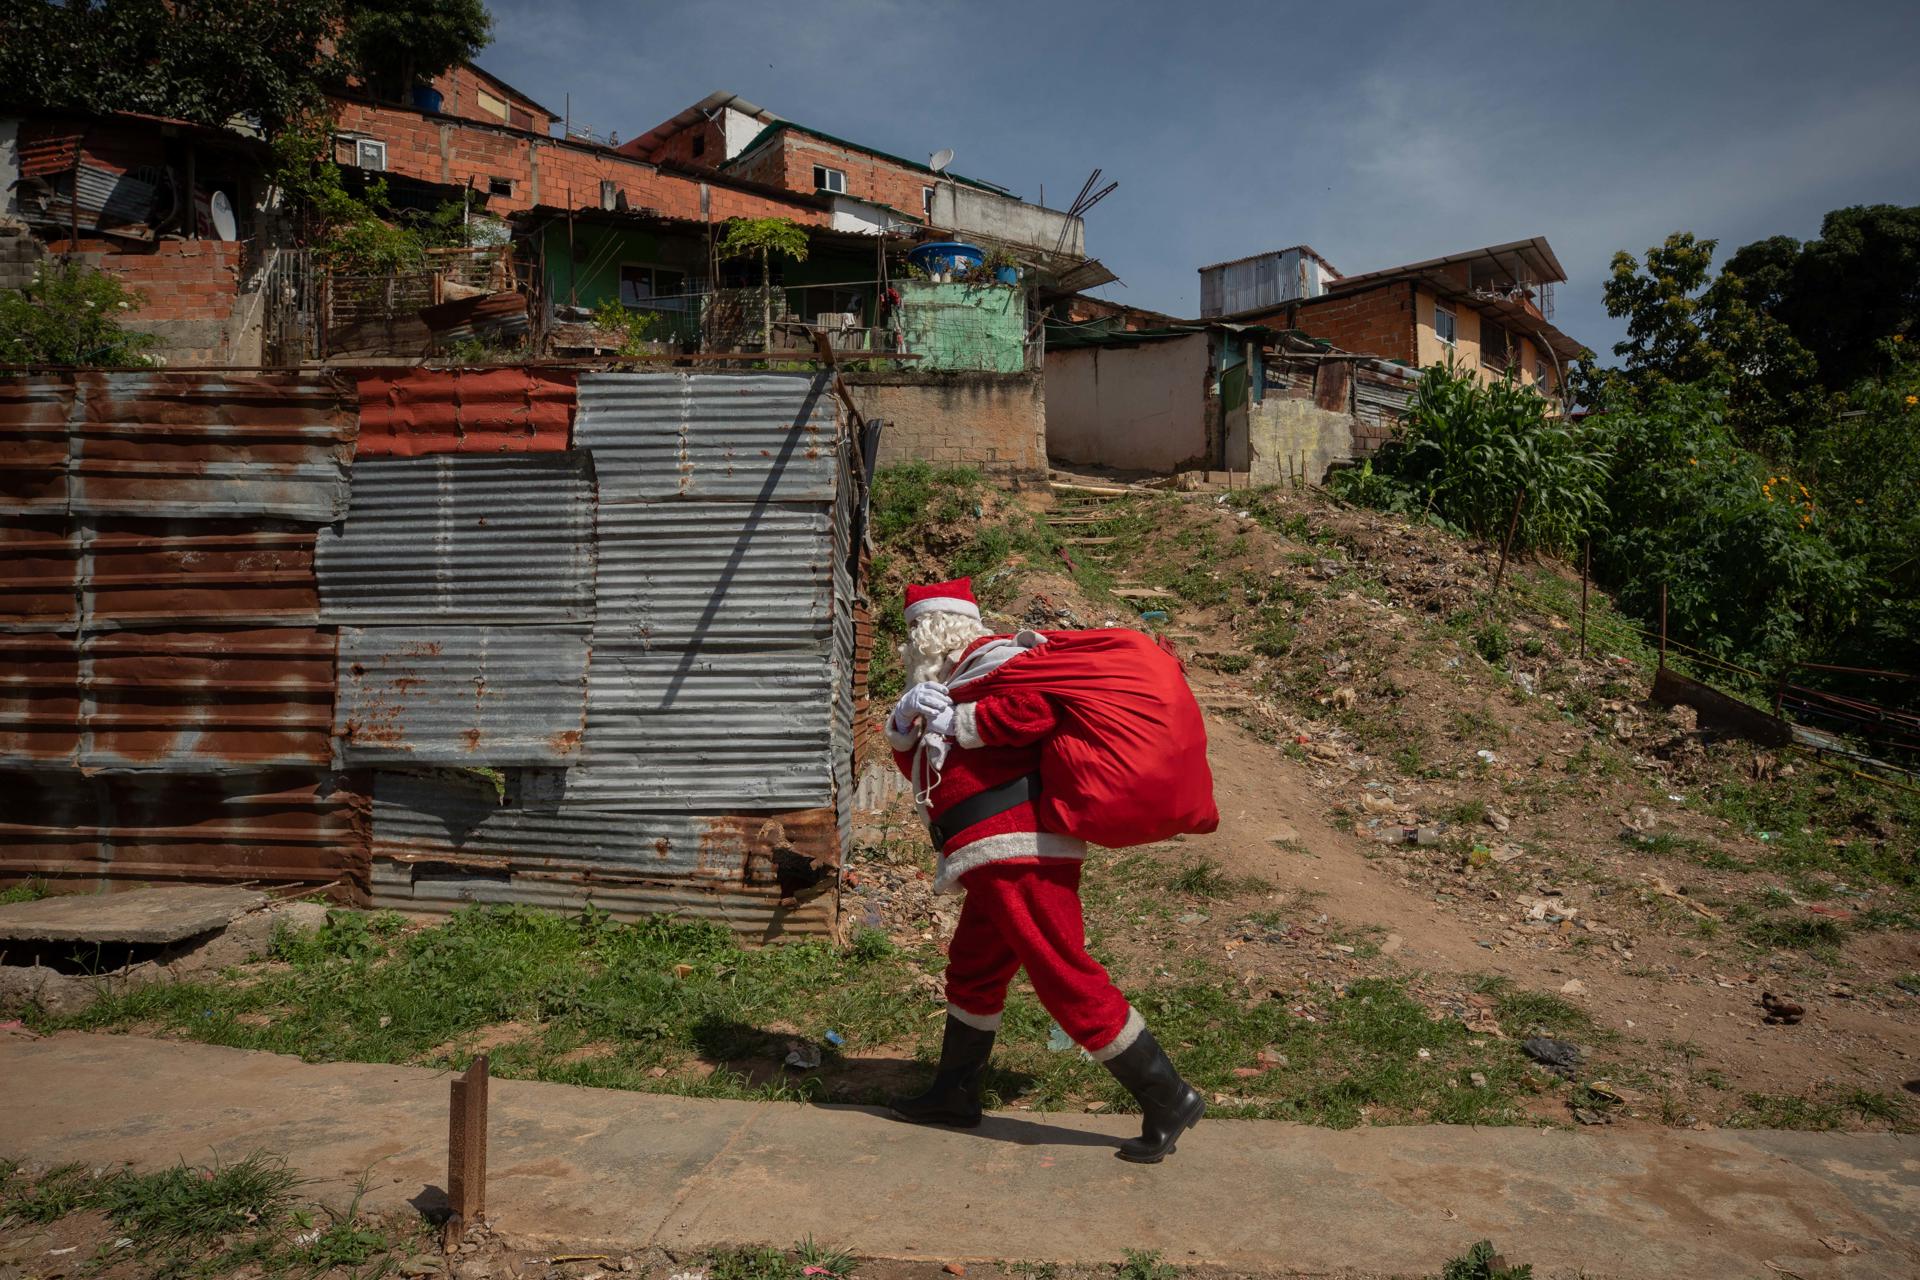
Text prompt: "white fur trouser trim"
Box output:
[[947, 1003, 1003, 1032], [1089, 1007, 1147, 1062], [935, 831, 1087, 893]]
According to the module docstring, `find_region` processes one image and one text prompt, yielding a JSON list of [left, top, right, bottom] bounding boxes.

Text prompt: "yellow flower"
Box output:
[[1857, 498, 1865, 504], [1906, 394, 1917, 406], [1896, 334, 1906, 343]]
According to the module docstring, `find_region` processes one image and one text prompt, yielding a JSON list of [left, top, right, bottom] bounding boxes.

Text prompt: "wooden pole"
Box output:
[[1488, 487, 1526, 604], [1580, 538, 1591, 659], [1659, 583, 1668, 671]]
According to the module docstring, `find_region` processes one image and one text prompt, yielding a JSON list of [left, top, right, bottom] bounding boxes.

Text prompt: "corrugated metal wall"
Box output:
[[2, 367, 858, 937], [0, 372, 364, 891]]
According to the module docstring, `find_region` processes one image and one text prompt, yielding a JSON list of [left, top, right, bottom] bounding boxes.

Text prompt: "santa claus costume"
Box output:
[[883, 578, 1205, 1163]]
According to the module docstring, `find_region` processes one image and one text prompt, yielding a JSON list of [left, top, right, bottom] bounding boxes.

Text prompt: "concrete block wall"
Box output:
[[1247, 397, 1356, 485], [1289, 283, 1417, 364], [849, 371, 1046, 479], [0, 222, 47, 293]]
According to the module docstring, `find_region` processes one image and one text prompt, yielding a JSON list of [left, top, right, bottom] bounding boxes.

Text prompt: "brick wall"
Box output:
[[1287, 284, 1417, 363], [730, 131, 936, 220], [331, 100, 829, 226], [848, 371, 1046, 478], [81, 240, 254, 365]]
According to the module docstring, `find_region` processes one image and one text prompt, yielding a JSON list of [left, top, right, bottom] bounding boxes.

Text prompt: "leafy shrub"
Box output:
[[1384, 362, 1608, 555], [0, 260, 158, 366]]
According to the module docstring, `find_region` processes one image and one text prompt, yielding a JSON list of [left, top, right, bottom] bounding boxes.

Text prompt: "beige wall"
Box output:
[[1045, 335, 1211, 473], [849, 372, 1046, 478], [1247, 398, 1355, 486], [1414, 287, 1558, 395]]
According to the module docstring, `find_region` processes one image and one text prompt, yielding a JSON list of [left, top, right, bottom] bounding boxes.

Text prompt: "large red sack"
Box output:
[[951, 629, 1219, 848]]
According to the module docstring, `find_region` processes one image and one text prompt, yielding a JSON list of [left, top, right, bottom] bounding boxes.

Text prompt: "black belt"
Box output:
[[929, 772, 1041, 849]]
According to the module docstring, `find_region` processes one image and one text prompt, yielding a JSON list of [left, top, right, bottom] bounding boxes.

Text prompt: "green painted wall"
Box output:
[[896, 281, 1026, 373]]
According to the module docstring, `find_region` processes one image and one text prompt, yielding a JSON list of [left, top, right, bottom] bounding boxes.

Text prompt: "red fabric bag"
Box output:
[[951, 629, 1219, 848]]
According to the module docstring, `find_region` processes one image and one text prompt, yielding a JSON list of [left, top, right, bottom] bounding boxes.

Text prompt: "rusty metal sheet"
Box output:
[[69, 373, 355, 520], [317, 453, 595, 624], [334, 626, 589, 765], [0, 627, 336, 772], [0, 768, 366, 892], [594, 503, 831, 649], [574, 372, 839, 503], [2, 373, 354, 520], [366, 771, 837, 934], [0, 519, 319, 634], [354, 368, 575, 458], [0, 379, 76, 511]]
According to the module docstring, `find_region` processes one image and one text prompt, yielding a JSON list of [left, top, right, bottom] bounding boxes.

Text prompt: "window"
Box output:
[[691, 134, 706, 158], [1433, 302, 1456, 348], [1481, 319, 1512, 370], [619, 264, 690, 311], [475, 87, 509, 122], [923, 186, 935, 218], [487, 176, 513, 197], [354, 139, 387, 171], [812, 164, 847, 194], [1535, 359, 1548, 386]]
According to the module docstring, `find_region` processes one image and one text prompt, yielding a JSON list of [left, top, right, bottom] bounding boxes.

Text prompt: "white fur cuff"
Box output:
[[948, 1003, 1003, 1031], [1089, 1007, 1147, 1062], [951, 701, 983, 749]]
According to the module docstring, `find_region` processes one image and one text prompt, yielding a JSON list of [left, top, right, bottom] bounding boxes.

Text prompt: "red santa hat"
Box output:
[[904, 577, 981, 625]]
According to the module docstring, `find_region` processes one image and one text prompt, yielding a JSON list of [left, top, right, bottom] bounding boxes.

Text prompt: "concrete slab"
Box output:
[[1, 1030, 1916, 1280], [0, 886, 267, 944]]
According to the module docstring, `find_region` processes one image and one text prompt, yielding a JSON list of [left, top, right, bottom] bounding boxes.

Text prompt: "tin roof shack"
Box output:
[[0, 371, 364, 893], [4, 112, 277, 365], [1201, 238, 1584, 400], [1249, 333, 1420, 485], [347, 371, 858, 939]]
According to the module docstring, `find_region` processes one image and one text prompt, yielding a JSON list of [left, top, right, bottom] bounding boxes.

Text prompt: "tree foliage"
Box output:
[[0, 0, 493, 135], [0, 259, 158, 367], [716, 217, 810, 265]]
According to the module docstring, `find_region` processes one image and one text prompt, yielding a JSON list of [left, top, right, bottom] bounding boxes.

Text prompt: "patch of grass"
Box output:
[[1444, 799, 1489, 826], [1165, 858, 1249, 898], [1741, 913, 1846, 952], [1709, 759, 1920, 892], [3, 1161, 97, 1223], [0, 877, 50, 905], [1472, 621, 1511, 665], [1117, 1251, 1178, 1280], [712, 1246, 805, 1280], [1212, 652, 1253, 674], [1441, 1239, 1534, 1280], [795, 1237, 857, 1279], [1472, 976, 1605, 1042], [1729, 1087, 1916, 1133], [99, 1153, 302, 1252]]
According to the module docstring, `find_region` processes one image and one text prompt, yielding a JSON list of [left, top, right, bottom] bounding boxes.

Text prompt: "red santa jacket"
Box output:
[[888, 639, 1086, 893]]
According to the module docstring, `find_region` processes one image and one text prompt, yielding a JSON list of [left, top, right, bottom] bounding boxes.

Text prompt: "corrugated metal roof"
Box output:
[[0, 627, 336, 771], [317, 453, 596, 624], [575, 372, 838, 503], [0, 767, 366, 891], [354, 367, 575, 458], [334, 625, 589, 765], [594, 503, 831, 649]]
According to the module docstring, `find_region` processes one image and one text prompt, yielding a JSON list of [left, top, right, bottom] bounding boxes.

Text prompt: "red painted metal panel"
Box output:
[[354, 368, 575, 457]]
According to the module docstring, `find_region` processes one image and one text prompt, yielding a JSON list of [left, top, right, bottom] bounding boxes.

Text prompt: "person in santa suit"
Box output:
[[882, 577, 1205, 1163]]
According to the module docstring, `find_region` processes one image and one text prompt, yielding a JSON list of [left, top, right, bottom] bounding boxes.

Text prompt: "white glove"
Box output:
[[890, 681, 952, 733], [927, 705, 956, 738]]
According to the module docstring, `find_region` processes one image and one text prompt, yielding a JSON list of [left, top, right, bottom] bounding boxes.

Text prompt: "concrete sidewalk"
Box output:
[[1, 1030, 1915, 1280]]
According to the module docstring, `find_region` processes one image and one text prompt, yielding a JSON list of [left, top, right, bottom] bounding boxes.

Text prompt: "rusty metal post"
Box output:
[[444, 1055, 489, 1246], [1658, 583, 1668, 672], [1580, 538, 1591, 660]]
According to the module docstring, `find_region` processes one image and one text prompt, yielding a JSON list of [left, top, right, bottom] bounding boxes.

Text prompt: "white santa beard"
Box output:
[[901, 612, 990, 687]]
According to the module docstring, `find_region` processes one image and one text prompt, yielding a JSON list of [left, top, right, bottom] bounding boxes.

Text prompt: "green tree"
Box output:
[[1747, 204, 1920, 389], [0, 0, 341, 133], [339, 0, 493, 102], [0, 259, 158, 367], [717, 217, 810, 346], [1601, 231, 1727, 390]]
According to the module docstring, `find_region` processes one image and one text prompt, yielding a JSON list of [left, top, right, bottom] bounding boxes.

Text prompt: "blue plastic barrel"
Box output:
[[907, 241, 985, 277], [411, 85, 445, 114]]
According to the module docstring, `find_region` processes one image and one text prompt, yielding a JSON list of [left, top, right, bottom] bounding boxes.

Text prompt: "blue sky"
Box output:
[[484, 0, 1920, 360]]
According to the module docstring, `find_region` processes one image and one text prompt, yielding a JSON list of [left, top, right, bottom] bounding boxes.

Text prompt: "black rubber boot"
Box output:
[[1102, 1027, 1205, 1163], [889, 1014, 995, 1128]]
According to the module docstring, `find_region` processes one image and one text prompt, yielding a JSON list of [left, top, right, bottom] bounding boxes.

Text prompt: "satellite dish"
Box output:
[[929, 148, 954, 174], [208, 191, 237, 241]]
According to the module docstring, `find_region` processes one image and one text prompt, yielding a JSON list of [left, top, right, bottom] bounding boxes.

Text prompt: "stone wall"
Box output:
[[847, 371, 1046, 479]]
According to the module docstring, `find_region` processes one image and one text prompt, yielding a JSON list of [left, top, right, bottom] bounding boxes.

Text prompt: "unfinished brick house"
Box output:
[[1199, 238, 1586, 399]]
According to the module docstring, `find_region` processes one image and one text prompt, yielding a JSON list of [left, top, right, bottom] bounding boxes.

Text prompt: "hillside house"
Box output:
[[1199, 237, 1585, 399]]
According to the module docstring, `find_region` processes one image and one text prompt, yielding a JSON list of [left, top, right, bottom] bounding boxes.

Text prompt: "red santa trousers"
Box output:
[[942, 860, 1145, 1060]]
